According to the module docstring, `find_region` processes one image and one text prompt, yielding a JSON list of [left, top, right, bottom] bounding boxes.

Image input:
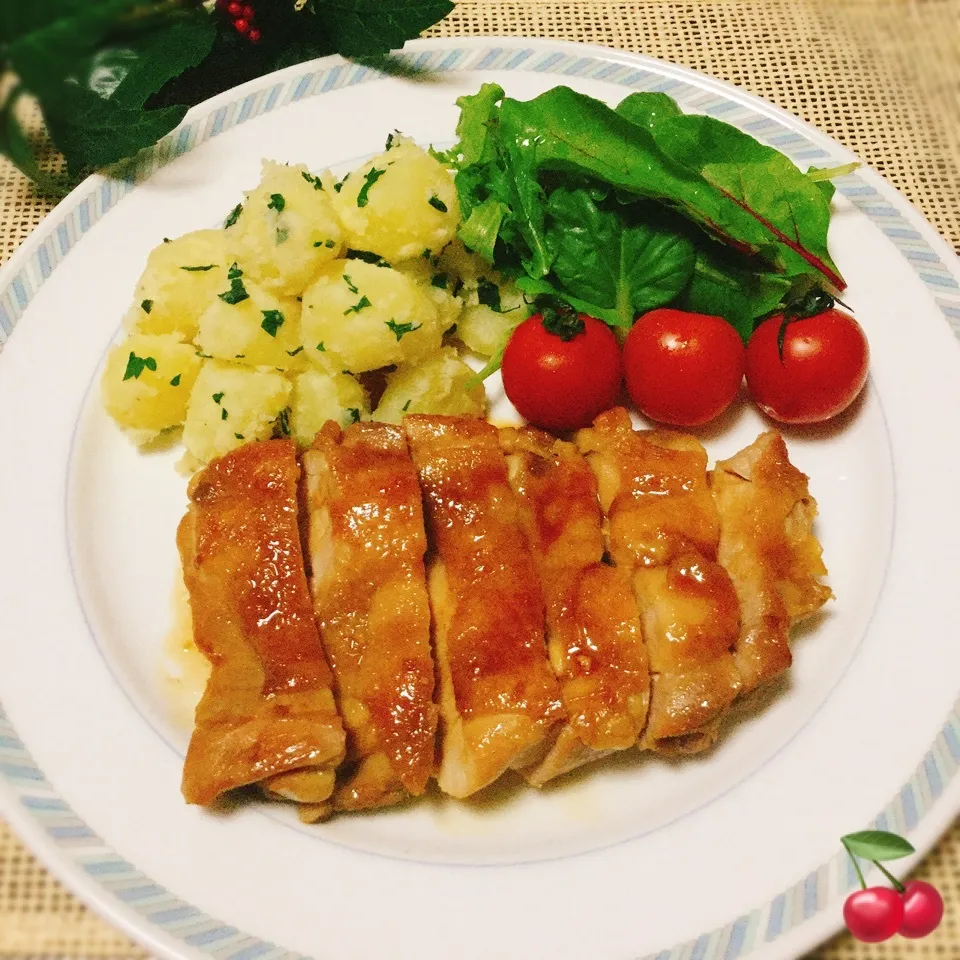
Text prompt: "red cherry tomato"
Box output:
[[899, 881, 945, 939], [501, 311, 622, 431], [622, 308, 745, 426], [843, 887, 905, 943], [746, 308, 869, 424]]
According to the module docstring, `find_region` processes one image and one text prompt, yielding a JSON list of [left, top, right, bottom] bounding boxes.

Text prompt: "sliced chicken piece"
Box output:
[[302, 421, 438, 812], [405, 415, 564, 798], [711, 432, 833, 691], [179, 439, 345, 809], [501, 426, 650, 785], [577, 408, 742, 753]]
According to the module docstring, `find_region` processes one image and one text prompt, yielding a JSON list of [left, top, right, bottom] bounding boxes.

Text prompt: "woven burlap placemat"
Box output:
[[1, 1, 958, 956]]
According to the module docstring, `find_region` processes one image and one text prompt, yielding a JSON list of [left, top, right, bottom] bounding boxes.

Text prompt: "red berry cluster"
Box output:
[[216, 0, 262, 42]]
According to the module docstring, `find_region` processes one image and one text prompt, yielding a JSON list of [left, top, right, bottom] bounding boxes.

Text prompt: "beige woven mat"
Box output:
[[1, 0, 959, 956]]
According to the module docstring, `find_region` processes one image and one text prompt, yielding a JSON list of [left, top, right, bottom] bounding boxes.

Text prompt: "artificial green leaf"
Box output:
[[314, 0, 454, 58], [616, 92, 843, 288], [841, 831, 916, 863], [679, 243, 793, 342], [45, 90, 186, 171], [545, 187, 696, 326], [0, 87, 71, 197], [6, 0, 138, 106]]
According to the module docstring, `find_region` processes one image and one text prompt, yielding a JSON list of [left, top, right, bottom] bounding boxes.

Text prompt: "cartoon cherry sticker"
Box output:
[[840, 830, 945, 942], [899, 880, 945, 938]]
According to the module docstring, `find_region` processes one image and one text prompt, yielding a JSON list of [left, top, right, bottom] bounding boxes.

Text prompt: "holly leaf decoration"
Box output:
[[841, 831, 916, 862], [315, 0, 454, 58]]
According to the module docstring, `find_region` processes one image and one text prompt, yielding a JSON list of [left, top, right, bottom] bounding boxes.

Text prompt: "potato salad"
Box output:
[[101, 134, 528, 470]]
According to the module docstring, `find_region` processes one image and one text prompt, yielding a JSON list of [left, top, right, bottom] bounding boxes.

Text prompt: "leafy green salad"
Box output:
[[438, 83, 856, 344]]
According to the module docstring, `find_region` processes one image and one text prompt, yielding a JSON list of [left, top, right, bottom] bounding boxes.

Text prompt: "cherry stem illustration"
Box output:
[[842, 839, 867, 890], [872, 859, 906, 894]]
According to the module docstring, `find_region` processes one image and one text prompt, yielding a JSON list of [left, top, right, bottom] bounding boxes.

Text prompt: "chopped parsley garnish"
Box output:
[[343, 274, 359, 294], [347, 407, 361, 424], [314, 238, 337, 248], [477, 278, 502, 312], [421, 248, 432, 260], [346, 249, 390, 267], [402, 399, 411, 412], [261, 309, 285, 337], [267, 193, 286, 213], [385, 131, 397, 150], [169, 374, 181, 386], [356, 167, 386, 208], [224, 203, 243, 228], [275, 227, 289, 245], [163, 237, 171, 243], [122, 352, 156, 381], [212, 392, 224, 404], [275, 407, 292, 437], [234, 433, 245, 440], [431, 273, 448, 289], [234, 354, 245, 359], [316, 341, 326, 352], [181, 264, 216, 272], [301, 171, 324, 190], [140, 299, 153, 314], [333, 181, 343, 193], [221, 407, 229, 420], [196, 350, 213, 358], [219, 263, 249, 304], [428, 195, 448, 213], [385, 319, 422, 341], [344, 296, 372, 315], [286, 346, 303, 357]]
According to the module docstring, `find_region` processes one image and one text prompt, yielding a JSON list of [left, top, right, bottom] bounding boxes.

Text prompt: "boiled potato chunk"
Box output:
[[290, 371, 369, 447], [230, 160, 343, 296], [332, 136, 459, 263], [125, 231, 229, 340], [301, 260, 444, 373], [182, 360, 291, 466], [373, 347, 487, 423], [195, 279, 303, 370], [101, 334, 202, 444]]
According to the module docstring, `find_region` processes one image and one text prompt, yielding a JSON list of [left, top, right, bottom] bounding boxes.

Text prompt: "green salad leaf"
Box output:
[[446, 82, 850, 340]]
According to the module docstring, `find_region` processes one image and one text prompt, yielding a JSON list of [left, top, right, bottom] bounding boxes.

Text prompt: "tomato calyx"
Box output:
[[537, 296, 586, 342], [775, 287, 841, 360]]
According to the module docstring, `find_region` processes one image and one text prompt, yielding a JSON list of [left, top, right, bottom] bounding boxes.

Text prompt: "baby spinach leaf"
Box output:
[[545, 187, 696, 326], [613, 91, 682, 131], [678, 243, 793, 342], [616, 93, 842, 288], [459, 196, 509, 262]]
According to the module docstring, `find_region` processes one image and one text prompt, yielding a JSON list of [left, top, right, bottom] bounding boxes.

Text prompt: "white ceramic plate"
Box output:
[[2, 37, 960, 960]]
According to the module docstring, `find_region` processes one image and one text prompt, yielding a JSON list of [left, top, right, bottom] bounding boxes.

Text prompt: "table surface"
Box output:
[[1, 1, 959, 957]]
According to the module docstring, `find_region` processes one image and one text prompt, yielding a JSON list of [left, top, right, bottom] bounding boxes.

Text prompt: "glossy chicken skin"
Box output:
[[179, 439, 345, 807], [502, 427, 650, 785], [711, 432, 833, 691], [302, 422, 437, 814], [577, 408, 742, 752], [405, 416, 564, 798]]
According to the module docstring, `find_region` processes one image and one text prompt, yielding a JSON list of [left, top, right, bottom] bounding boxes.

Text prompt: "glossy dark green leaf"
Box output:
[[0, 87, 71, 197], [678, 243, 793, 342], [545, 187, 695, 326], [314, 0, 454, 58], [842, 831, 916, 863]]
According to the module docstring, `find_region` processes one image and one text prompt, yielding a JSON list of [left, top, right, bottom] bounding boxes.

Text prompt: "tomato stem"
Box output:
[[842, 839, 867, 890], [872, 860, 906, 894]]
